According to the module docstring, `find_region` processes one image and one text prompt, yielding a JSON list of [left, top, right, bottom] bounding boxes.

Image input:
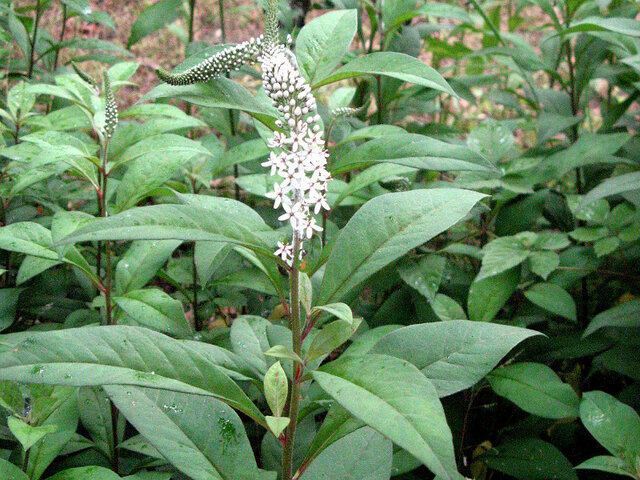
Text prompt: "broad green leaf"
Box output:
[[318, 189, 486, 304], [230, 316, 270, 377], [78, 387, 113, 460], [580, 391, 640, 461], [143, 78, 278, 125], [575, 456, 636, 478], [304, 404, 364, 465], [331, 134, 496, 175], [524, 283, 576, 321], [488, 362, 579, 419], [300, 427, 392, 480], [332, 164, 417, 208], [116, 240, 181, 294], [584, 299, 640, 337], [477, 235, 531, 281], [467, 268, 519, 322], [264, 346, 304, 365], [0, 326, 264, 425], [195, 242, 231, 285], [313, 52, 457, 97], [312, 354, 460, 480], [58, 204, 280, 259], [7, 416, 57, 451], [213, 139, 269, 177], [398, 255, 446, 303], [114, 288, 193, 337], [296, 10, 358, 84], [106, 386, 262, 480], [466, 120, 514, 163], [127, 0, 182, 47], [581, 172, 640, 208], [0, 381, 24, 414], [0, 459, 28, 480], [264, 362, 287, 417], [372, 321, 540, 396], [543, 133, 631, 178], [482, 438, 577, 480], [306, 318, 362, 362], [528, 250, 559, 279]]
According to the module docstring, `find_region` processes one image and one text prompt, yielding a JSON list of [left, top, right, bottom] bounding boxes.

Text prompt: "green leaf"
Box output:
[[488, 362, 579, 419], [46, 467, 120, 480], [296, 10, 358, 84], [371, 321, 540, 396], [265, 416, 290, 437], [127, 0, 182, 47], [331, 134, 496, 175], [299, 427, 392, 480], [310, 303, 354, 325], [524, 283, 577, 321], [584, 299, 640, 337], [0, 459, 29, 480], [58, 204, 279, 259], [581, 172, 640, 208], [25, 387, 78, 480], [0, 288, 23, 332], [482, 438, 577, 480], [332, 164, 417, 209], [431, 294, 467, 321], [306, 318, 362, 362], [580, 391, 640, 461], [230, 316, 270, 377], [264, 362, 287, 417], [0, 326, 264, 425], [398, 255, 446, 304], [477, 235, 530, 281], [114, 288, 193, 337], [528, 250, 559, 279], [313, 52, 457, 97], [543, 133, 630, 179], [467, 268, 519, 322], [115, 240, 181, 294], [318, 189, 486, 304], [143, 78, 277, 125], [560, 16, 640, 37], [106, 386, 262, 480], [312, 354, 460, 480], [575, 456, 636, 478], [7, 416, 57, 451], [264, 345, 304, 365]]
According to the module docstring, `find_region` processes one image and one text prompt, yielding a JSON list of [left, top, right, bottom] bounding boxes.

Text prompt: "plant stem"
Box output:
[[53, 5, 67, 71], [27, 0, 43, 78], [282, 234, 302, 480], [375, 75, 383, 124], [188, 0, 197, 44], [21, 446, 30, 473], [99, 141, 114, 327], [192, 244, 200, 330]]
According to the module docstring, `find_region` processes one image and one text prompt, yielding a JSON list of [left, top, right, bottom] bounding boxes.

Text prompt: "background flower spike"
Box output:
[[102, 70, 118, 138]]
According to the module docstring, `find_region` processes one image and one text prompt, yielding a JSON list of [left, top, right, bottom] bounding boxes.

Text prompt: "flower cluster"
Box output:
[[330, 102, 369, 119], [156, 36, 264, 86], [260, 45, 331, 265], [102, 71, 118, 138]]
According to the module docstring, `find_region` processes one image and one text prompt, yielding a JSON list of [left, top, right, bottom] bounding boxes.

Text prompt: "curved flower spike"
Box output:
[[156, 36, 264, 86], [71, 61, 98, 90], [102, 71, 118, 138]]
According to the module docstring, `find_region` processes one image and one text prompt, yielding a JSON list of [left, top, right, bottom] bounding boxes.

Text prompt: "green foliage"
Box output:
[[0, 0, 639, 479]]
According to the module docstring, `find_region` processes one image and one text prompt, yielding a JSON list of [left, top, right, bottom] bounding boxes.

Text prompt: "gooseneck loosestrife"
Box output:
[[155, 2, 328, 479]]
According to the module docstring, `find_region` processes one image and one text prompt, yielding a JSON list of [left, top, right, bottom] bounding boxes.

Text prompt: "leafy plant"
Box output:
[[0, 0, 639, 479]]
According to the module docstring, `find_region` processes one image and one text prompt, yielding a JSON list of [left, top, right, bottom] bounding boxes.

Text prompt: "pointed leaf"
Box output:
[[318, 189, 486, 304]]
